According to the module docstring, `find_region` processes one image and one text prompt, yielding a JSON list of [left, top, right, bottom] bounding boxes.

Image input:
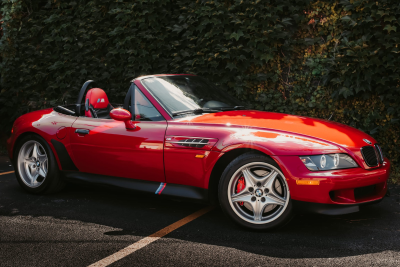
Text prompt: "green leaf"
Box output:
[[260, 54, 273, 63], [230, 30, 244, 41], [383, 25, 397, 33], [377, 10, 388, 17], [341, 16, 352, 22], [384, 16, 396, 22], [225, 62, 237, 70], [341, 15, 357, 26], [339, 87, 353, 98], [281, 18, 292, 26]]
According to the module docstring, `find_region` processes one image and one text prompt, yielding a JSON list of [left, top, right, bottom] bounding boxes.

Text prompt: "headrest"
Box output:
[[85, 88, 109, 109]]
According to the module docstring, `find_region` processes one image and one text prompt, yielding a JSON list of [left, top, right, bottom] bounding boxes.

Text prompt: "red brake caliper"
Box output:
[[236, 176, 245, 206]]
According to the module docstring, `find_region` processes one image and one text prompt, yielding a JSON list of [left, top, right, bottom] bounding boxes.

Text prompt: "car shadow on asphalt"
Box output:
[[1, 171, 399, 259]]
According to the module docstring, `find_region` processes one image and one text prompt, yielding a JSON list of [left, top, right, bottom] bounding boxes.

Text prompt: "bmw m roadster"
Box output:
[[7, 74, 390, 230]]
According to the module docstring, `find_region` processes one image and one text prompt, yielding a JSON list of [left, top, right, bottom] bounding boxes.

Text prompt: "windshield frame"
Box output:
[[139, 75, 244, 118]]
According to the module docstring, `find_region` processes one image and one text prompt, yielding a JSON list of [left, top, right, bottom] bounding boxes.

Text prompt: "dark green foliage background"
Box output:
[[1, 0, 399, 181]]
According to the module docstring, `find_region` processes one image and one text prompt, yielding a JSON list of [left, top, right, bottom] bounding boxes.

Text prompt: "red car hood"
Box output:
[[175, 110, 375, 148]]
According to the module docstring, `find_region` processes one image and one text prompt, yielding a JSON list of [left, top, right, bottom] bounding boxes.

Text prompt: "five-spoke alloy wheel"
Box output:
[[219, 152, 293, 230], [17, 140, 48, 188], [14, 135, 65, 194]]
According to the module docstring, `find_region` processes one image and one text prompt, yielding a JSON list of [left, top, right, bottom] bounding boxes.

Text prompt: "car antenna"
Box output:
[[328, 112, 335, 121]]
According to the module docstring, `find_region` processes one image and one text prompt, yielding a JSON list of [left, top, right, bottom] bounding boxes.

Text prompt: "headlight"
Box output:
[[299, 154, 358, 171]]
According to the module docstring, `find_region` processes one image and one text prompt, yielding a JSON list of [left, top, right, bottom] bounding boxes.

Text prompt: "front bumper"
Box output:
[[273, 155, 390, 205]]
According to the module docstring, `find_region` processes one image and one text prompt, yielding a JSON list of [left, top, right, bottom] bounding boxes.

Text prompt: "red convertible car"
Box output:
[[7, 74, 390, 230]]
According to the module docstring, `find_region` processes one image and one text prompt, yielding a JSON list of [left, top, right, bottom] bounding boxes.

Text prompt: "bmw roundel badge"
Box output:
[[363, 139, 372, 145]]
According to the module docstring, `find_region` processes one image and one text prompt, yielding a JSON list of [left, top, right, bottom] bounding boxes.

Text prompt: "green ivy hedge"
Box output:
[[1, 0, 399, 182]]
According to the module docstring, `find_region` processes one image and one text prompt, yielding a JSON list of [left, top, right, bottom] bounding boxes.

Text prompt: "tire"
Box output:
[[14, 134, 66, 194], [218, 152, 293, 230]]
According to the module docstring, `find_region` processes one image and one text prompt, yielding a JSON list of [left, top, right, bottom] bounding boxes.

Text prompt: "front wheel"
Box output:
[[218, 152, 292, 230], [15, 134, 66, 194]]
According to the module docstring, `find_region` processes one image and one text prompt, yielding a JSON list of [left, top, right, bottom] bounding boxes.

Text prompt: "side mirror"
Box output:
[[110, 108, 136, 130]]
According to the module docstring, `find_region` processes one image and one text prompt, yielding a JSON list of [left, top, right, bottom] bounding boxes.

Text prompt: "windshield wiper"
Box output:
[[214, 106, 246, 111], [172, 108, 220, 116], [172, 106, 246, 117]]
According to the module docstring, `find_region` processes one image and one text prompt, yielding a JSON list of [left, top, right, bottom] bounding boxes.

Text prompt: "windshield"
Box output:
[[141, 75, 244, 115]]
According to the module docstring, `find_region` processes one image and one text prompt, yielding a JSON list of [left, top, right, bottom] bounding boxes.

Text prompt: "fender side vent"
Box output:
[[165, 136, 218, 150], [175, 139, 209, 148]]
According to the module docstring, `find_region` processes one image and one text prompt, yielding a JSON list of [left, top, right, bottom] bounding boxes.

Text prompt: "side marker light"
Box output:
[[296, 180, 320, 185], [195, 155, 205, 159]]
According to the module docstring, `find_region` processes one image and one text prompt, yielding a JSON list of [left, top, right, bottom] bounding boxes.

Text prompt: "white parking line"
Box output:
[[88, 206, 214, 267]]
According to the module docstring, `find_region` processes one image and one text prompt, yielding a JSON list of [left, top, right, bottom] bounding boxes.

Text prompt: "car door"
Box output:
[[69, 85, 167, 182]]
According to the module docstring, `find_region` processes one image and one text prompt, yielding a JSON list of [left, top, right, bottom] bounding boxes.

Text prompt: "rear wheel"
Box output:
[[15, 134, 65, 194], [219, 152, 292, 230]]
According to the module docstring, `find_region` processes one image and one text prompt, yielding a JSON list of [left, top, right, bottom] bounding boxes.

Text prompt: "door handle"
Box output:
[[75, 129, 90, 135]]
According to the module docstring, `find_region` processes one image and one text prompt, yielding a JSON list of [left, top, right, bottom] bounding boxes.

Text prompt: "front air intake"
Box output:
[[361, 146, 378, 167]]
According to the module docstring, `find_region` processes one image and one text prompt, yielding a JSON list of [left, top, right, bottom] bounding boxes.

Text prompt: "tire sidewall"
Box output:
[[218, 153, 292, 230], [14, 134, 59, 194]]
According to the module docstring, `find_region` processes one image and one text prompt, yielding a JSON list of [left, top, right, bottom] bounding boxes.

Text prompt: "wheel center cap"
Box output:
[[36, 161, 40, 167], [255, 189, 263, 197]]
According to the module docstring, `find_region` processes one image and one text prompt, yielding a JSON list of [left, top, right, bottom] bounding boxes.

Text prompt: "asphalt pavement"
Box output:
[[0, 155, 399, 266]]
